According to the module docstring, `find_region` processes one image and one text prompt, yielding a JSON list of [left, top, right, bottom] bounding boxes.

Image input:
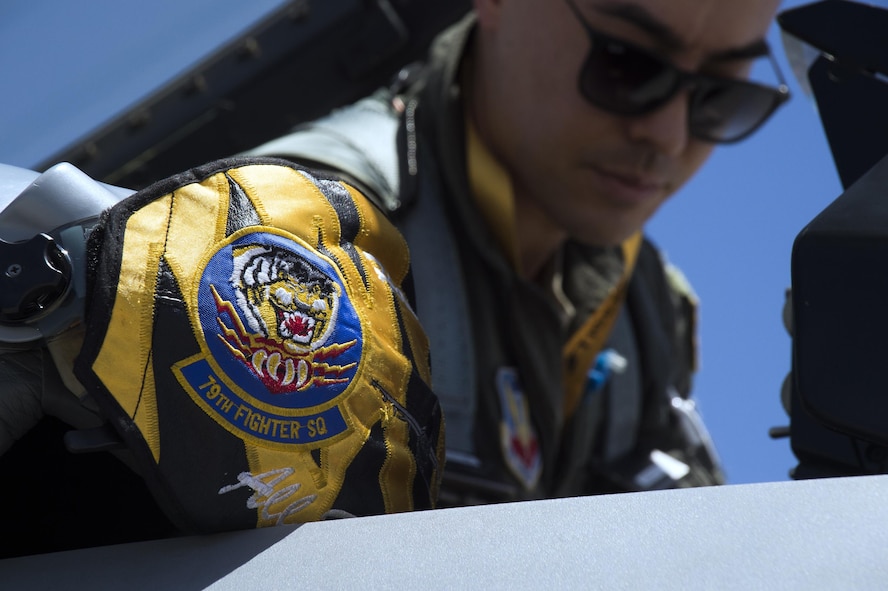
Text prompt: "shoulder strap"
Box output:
[[399, 157, 478, 460], [627, 240, 724, 486], [246, 94, 478, 459]]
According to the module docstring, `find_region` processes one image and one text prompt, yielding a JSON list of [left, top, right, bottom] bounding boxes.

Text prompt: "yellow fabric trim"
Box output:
[[92, 198, 173, 462], [378, 351, 416, 513], [138, 350, 161, 462], [562, 232, 643, 419], [466, 115, 520, 270], [248, 447, 339, 526]]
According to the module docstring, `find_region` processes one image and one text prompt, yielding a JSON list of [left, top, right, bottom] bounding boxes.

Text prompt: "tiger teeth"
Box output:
[[252, 350, 268, 375], [281, 310, 314, 343], [251, 348, 304, 387], [282, 358, 296, 386], [297, 358, 309, 386], [267, 352, 281, 378]]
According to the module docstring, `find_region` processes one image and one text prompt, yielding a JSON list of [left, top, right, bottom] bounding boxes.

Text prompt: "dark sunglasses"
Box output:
[[563, 0, 791, 143]]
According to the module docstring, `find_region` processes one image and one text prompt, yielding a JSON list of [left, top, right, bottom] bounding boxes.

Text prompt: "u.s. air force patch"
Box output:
[[74, 158, 444, 533]]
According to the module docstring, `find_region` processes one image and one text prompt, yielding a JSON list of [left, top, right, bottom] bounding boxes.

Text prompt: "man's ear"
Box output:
[[473, 0, 505, 28]]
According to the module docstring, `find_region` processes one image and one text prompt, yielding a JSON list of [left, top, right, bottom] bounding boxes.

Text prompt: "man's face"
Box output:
[[473, 0, 782, 246]]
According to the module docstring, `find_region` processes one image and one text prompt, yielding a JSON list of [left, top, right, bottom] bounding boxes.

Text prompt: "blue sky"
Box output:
[[0, 1, 858, 484]]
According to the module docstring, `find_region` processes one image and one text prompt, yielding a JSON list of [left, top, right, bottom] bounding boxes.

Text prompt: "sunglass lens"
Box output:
[[579, 39, 679, 115], [689, 81, 784, 142]]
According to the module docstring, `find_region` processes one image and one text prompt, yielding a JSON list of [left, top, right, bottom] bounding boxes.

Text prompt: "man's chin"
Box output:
[[569, 223, 640, 248]]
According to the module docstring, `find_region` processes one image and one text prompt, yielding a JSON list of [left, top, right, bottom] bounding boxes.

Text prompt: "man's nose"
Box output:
[[624, 91, 691, 157]]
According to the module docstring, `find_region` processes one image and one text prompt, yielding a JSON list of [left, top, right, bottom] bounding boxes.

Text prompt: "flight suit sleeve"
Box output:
[[72, 157, 445, 533]]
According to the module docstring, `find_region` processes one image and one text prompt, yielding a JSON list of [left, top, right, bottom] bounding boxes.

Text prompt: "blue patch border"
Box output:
[[175, 356, 346, 445]]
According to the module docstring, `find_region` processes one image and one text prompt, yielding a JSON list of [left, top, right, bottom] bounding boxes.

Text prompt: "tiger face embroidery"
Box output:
[[231, 243, 342, 354]]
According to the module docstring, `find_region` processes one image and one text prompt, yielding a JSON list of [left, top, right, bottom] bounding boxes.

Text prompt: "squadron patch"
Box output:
[[174, 230, 362, 447]]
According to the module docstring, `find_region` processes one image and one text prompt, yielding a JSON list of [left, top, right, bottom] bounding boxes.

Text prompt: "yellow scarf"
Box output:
[[465, 116, 640, 420]]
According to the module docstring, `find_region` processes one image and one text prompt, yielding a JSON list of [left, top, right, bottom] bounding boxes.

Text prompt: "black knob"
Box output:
[[0, 233, 73, 324]]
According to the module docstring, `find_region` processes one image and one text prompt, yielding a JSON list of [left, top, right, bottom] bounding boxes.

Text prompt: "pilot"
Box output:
[[246, 0, 789, 502], [0, 0, 788, 556]]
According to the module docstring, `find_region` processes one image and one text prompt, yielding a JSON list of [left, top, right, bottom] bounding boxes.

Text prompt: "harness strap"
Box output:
[[399, 164, 478, 459], [601, 305, 642, 461]]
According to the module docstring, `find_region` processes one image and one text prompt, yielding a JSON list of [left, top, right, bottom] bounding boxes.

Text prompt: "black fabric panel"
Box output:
[[313, 176, 361, 244], [330, 421, 387, 516], [405, 370, 443, 510], [400, 324, 442, 508], [401, 267, 418, 312], [225, 173, 262, 236], [150, 256, 255, 533], [76, 215, 129, 383], [315, 242, 368, 302], [391, 296, 442, 509], [341, 242, 370, 292], [311, 175, 370, 291]]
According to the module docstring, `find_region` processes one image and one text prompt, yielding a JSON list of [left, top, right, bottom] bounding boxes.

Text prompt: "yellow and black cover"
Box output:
[[74, 158, 444, 532]]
